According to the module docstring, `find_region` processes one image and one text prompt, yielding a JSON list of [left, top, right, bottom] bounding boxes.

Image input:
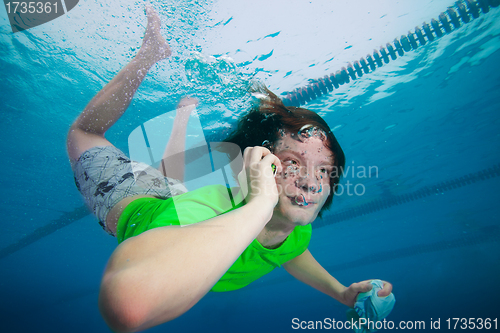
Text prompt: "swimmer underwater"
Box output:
[[66, 5, 393, 332]]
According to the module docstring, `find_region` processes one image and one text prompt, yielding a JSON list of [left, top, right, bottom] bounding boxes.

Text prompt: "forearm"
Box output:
[[283, 249, 347, 304], [99, 201, 271, 332]]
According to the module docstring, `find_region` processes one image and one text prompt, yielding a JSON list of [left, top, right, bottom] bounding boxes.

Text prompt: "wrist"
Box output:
[[243, 199, 275, 225], [328, 282, 349, 305]]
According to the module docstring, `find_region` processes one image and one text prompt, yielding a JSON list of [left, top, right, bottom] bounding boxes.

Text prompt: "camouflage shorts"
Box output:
[[72, 146, 187, 235]]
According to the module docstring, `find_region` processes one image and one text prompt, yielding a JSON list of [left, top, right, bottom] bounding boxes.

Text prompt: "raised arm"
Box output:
[[99, 147, 282, 332], [100, 200, 268, 332], [283, 249, 393, 307]]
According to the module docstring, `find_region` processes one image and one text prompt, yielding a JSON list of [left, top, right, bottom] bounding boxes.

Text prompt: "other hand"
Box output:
[[339, 280, 393, 308]]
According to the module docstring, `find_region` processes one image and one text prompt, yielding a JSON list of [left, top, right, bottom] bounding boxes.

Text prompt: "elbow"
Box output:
[[98, 271, 152, 333]]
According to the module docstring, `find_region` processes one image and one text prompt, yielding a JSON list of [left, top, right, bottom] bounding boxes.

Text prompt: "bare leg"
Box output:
[[67, 5, 171, 161], [158, 97, 198, 182]]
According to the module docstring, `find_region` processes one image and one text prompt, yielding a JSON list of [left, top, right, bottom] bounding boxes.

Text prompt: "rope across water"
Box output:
[[281, 0, 500, 107]]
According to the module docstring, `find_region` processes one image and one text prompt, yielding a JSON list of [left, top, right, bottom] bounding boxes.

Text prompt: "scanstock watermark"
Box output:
[[3, 0, 79, 32]]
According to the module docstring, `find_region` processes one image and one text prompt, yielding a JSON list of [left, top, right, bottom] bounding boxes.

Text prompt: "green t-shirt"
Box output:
[[116, 184, 312, 292]]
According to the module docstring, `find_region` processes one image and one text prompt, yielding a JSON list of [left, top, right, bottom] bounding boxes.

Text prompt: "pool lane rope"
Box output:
[[281, 0, 500, 107], [1, 0, 500, 259], [323, 223, 500, 273], [1, 162, 498, 260], [314, 163, 500, 229]]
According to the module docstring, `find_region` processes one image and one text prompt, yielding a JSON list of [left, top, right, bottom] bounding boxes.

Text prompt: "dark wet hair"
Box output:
[[224, 85, 345, 216]]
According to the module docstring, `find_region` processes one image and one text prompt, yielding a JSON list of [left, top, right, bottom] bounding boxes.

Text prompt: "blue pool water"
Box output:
[[1, 0, 499, 332]]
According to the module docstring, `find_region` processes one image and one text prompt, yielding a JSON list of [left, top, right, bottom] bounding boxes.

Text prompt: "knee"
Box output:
[[66, 126, 84, 161], [66, 126, 110, 161]]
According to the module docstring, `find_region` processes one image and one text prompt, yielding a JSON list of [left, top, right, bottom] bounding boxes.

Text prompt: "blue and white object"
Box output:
[[346, 280, 396, 333]]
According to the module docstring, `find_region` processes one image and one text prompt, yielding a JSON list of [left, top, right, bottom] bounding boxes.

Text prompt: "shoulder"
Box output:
[[287, 224, 312, 247]]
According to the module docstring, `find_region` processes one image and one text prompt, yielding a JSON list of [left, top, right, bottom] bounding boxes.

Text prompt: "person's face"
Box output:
[[272, 133, 334, 226]]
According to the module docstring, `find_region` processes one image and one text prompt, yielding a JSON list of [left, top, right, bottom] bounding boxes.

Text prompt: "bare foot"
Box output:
[[176, 97, 198, 118], [137, 5, 171, 65], [177, 97, 198, 109]]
